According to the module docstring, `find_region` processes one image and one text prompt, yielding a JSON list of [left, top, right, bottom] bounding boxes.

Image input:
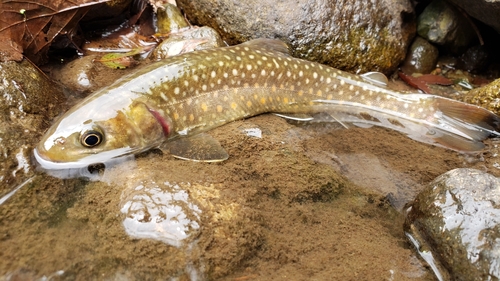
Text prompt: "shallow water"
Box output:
[[3, 108, 495, 280]]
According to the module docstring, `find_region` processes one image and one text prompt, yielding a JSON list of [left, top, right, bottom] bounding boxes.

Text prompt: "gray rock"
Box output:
[[405, 168, 500, 281], [176, 0, 415, 74], [447, 0, 500, 34], [0, 59, 65, 197], [417, 0, 476, 54]]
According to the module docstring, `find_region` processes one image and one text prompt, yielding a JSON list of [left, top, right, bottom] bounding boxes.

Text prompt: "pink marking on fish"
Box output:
[[147, 106, 170, 136]]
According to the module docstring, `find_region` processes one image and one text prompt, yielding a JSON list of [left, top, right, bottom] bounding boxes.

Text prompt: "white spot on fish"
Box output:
[[246, 64, 252, 71], [174, 87, 180, 95], [211, 71, 216, 78], [232, 69, 238, 76], [272, 59, 279, 68]]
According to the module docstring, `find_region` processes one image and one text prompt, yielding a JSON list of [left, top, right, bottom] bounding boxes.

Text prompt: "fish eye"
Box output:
[[81, 130, 103, 148]]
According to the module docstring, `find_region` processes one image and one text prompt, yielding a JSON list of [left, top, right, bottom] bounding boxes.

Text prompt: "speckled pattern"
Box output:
[[34, 39, 500, 168]]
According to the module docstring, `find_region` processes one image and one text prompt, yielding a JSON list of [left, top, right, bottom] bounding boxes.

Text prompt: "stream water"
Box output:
[[3, 104, 496, 280]]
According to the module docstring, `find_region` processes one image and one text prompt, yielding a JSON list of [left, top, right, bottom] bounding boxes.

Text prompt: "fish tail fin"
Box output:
[[309, 95, 500, 152], [431, 96, 500, 151]]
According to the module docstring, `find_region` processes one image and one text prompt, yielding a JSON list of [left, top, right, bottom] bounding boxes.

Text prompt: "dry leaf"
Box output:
[[399, 72, 452, 94], [0, 0, 112, 63]]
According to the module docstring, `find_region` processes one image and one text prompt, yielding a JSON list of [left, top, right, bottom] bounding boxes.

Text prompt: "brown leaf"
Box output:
[[416, 74, 453, 86], [398, 72, 432, 94], [398, 72, 453, 94], [0, 0, 112, 63]]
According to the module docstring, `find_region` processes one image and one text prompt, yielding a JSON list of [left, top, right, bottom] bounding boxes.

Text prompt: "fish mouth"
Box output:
[[33, 146, 137, 170]]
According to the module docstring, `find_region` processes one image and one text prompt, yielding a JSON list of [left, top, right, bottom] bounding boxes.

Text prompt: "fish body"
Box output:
[[34, 39, 500, 169]]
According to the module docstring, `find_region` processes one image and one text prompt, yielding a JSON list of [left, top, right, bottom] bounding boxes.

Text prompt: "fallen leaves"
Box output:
[[0, 0, 112, 63], [398, 72, 453, 94]]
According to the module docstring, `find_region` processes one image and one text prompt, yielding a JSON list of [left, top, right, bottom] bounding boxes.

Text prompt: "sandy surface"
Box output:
[[3, 111, 494, 280]]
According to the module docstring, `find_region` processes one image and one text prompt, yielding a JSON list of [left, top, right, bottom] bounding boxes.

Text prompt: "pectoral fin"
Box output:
[[162, 133, 229, 162]]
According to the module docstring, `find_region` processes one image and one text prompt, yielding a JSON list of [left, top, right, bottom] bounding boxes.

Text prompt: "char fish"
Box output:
[[34, 39, 500, 169]]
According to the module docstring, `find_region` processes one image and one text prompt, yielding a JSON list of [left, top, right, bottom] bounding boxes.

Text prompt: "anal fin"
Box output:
[[162, 133, 229, 162]]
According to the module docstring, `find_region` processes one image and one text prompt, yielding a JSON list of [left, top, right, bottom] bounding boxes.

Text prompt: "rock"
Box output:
[[49, 55, 142, 95], [0, 59, 65, 197], [458, 45, 491, 73], [156, 3, 190, 34], [50, 55, 100, 95], [151, 26, 225, 59], [461, 78, 500, 115], [417, 0, 476, 54], [404, 168, 500, 281], [401, 36, 439, 74], [447, 0, 500, 34], [176, 0, 415, 74]]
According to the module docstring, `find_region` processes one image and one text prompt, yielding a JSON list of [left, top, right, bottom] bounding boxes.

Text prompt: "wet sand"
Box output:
[[2, 111, 491, 280]]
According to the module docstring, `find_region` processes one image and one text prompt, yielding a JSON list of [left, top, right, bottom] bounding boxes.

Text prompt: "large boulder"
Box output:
[[176, 0, 416, 74]]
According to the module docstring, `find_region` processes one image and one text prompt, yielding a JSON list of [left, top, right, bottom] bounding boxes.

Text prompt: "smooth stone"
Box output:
[[401, 36, 439, 74], [405, 168, 500, 280]]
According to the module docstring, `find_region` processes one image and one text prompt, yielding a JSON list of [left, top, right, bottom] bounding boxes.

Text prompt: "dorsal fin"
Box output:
[[239, 38, 290, 55], [360, 71, 388, 87]]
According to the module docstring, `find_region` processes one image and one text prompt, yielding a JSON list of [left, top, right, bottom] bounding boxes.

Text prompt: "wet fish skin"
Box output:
[[34, 39, 500, 169]]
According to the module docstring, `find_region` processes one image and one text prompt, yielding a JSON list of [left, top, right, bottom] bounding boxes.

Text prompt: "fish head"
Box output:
[[34, 98, 169, 169]]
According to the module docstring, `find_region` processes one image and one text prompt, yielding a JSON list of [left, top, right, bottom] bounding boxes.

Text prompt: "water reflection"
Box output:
[[120, 180, 202, 247]]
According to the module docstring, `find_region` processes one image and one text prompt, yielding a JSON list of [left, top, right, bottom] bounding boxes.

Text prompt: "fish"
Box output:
[[34, 38, 500, 170]]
